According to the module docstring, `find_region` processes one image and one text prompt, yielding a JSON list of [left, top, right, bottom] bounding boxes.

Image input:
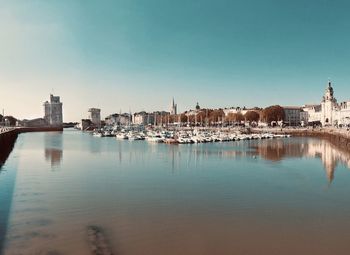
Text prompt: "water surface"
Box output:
[[2, 130, 350, 255]]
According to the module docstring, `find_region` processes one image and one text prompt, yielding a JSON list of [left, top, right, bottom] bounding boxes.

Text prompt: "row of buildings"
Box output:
[[80, 99, 178, 129], [282, 81, 350, 127], [20, 80, 349, 130], [303, 81, 350, 126], [80, 80, 350, 129], [220, 81, 350, 127], [81, 110, 173, 130], [198, 81, 350, 127]]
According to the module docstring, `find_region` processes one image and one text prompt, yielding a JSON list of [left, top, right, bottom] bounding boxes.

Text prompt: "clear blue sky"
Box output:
[[1, 0, 350, 121]]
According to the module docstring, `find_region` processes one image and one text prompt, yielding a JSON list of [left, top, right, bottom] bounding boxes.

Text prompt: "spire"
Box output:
[[170, 97, 177, 115]]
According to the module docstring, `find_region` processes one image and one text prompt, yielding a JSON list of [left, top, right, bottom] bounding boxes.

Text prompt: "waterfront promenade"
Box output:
[[0, 127, 16, 135], [0, 126, 63, 136]]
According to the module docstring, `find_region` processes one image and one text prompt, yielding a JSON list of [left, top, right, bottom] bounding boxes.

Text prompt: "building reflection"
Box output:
[[44, 132, 63, 167], [249, 138, 350, 183], [45, 148, 63, 167], [113, 138, 350, 183]]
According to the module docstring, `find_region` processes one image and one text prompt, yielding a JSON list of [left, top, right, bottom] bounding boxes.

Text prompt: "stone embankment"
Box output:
[[0, 128, 18, 167], [252, 127, 350, 150], [0, 126, 63, 135]]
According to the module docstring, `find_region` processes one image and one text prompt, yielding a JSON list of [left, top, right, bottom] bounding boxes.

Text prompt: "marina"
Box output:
[[92, 127, 291, 144], [1, 130, 350, 255], [2, 1, 350, 254]]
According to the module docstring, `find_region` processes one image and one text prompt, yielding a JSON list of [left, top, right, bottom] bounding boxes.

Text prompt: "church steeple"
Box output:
[[170, 97, 177, 115]]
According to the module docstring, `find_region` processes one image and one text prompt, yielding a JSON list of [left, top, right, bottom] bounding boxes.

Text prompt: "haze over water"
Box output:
[[1, 131, 350, 255]]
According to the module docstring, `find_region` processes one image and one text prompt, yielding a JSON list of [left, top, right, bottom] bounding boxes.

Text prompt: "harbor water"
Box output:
[[1, 130, 350, 255]]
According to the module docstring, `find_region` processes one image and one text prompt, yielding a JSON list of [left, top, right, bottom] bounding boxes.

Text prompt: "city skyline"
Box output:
[[1, 0, 350, 121]]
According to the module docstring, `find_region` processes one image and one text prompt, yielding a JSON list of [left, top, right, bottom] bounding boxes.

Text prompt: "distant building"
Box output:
[[321, 81, 337, 126], [3, 116, 17, 127], [17, 94, 62, 128], [282, 106, 301, 126], [300, 110, 308, 126], [132, 111, 169, 126], [105, 113, 132, 126], [302, 104, 322, 125], [44, 94, 63, 126], [304, 81, 350, 126], [170, 98, 177, 115], [17, 118, 47, 127], [80, 119, 94, 131], [88, 108, 101, 128], [320, 81, 350, 126], [133, 111, 155, 126]]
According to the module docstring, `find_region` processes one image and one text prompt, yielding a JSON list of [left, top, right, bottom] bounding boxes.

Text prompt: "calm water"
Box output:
[[1, 130, 350, 255]]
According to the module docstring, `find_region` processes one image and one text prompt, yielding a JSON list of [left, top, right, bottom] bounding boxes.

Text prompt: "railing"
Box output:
[[0, 127, 16, 134]]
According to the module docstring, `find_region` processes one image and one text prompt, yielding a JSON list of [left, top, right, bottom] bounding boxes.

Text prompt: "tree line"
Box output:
[[154, 105, 285, 126]]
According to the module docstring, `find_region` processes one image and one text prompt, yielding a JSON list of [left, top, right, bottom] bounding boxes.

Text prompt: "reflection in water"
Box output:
[[44, 132, 63, 168], [4, 132, 350, 255], [250, 138, 350, 183], [45, 149, 63, 167], [113, 138, 350, 183]]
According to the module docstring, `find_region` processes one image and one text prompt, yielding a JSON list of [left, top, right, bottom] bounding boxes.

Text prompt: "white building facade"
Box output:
[[133, 111, 155, 125], [304, 81, 350, 126], [105, 113, 132, 126]]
